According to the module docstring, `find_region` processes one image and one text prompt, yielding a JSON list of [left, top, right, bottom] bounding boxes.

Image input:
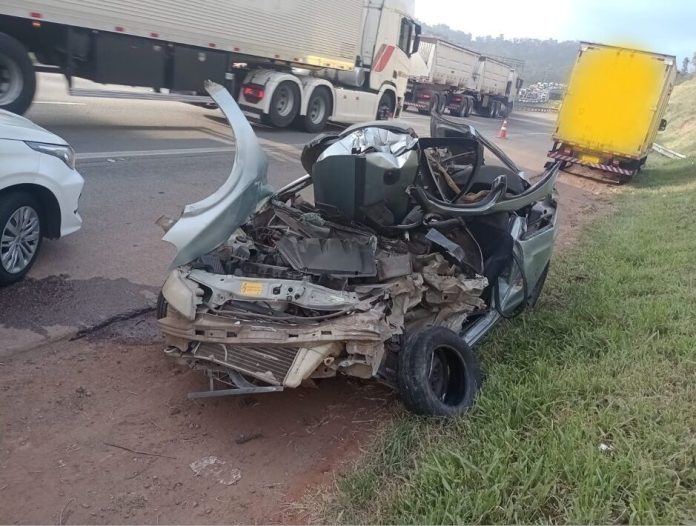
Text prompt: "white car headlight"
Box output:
[[26, 141, 76, 169]]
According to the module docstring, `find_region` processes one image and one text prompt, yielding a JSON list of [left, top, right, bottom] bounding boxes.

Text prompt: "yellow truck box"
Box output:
[[548, 42, 676, 180]]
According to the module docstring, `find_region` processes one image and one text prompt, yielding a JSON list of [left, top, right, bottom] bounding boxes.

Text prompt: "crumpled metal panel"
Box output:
[[277, 236, 378, 277], [163, 81, 273, 269]]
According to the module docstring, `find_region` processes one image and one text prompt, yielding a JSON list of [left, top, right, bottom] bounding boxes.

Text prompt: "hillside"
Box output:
[[421, 23, 579, 83], [659, 76, 696, 156]]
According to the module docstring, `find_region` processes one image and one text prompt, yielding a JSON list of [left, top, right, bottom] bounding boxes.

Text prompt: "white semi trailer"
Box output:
[[405, 36, 522, 118], [0, 0, 420, 131]]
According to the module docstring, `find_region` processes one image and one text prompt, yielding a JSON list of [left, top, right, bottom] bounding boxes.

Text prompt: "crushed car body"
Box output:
[[157, 81, 560, 416]]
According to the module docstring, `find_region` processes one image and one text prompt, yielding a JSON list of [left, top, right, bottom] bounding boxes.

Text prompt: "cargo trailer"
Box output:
[[0, 0, 420, 131], [548, 41, 676, 182]]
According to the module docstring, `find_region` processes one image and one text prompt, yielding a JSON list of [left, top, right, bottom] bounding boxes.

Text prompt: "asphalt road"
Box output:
[[1, 73, 557, 353]]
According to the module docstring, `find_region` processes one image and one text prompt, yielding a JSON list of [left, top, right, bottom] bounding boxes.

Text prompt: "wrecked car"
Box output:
[[157, 81, 560, 417]]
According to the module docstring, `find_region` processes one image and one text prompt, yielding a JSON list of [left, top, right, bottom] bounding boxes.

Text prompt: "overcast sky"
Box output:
[[415, 0, 696, 61]]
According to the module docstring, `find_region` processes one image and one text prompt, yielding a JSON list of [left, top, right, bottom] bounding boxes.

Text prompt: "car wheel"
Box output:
[[0, 33, 36, 115], [156, 291, 169, 319], [397, 326, 482, 417], [301, 87, 331, 133], [0, 192, 42, 285], [264, 80, 300, 128], [376, 91, 395, 120]]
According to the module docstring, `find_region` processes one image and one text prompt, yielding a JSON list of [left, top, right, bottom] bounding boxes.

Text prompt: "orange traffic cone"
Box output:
[[497, 119, 508, 139]]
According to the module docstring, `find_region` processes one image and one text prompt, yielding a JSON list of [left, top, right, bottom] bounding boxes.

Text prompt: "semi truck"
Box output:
[[404, 35, 522, 118], [0, 0, 420, 132], [548, 42, 676, 182]]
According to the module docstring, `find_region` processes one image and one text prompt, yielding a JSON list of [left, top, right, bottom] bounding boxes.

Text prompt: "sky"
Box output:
[[415, 0, 696, 62]]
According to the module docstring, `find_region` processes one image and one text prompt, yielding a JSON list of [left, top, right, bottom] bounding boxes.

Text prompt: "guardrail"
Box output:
[[517, 105, 559, 113], [652, 143, 687, 159]]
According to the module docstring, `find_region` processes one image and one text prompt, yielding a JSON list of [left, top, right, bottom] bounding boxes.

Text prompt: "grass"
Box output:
[[327, 159, 696, 524], [659, 76, 696, 156]]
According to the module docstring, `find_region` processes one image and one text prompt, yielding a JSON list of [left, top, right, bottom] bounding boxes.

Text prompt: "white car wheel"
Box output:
[[0, 192, 42, 285]]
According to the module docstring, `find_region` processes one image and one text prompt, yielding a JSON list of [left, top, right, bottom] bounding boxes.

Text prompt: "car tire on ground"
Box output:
[[0, 191, 43, 285], [263, 80, 300, 128], [0, 32, 36, 115], [397, 326, 482, 417], [300, 87, 331, 133], [156, 291, 169, 319], [376, 91, 395, 120]]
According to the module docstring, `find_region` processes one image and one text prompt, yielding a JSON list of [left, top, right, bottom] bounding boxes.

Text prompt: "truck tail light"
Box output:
[[612, 159, 620, 166], [563, 146, 572, 155], [242, 84, 265, 104], [451, 95, 462, 102], [418, 92, 431, 100]]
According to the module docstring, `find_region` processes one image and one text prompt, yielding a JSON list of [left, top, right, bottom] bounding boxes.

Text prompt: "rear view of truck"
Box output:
[[549, 42, 676, 182], [405, 36, 479, 116], [405, 36, 522, 118]]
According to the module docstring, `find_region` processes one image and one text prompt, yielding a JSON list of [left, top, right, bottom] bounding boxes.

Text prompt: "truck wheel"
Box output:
[[397, 326, 482, 417], [264, 80, 300, 128], [461, 97, 469, 117], [300, 87, 331, 133], [429, 93, 440, 115], [376, 91, 394, 120], [0, 33, 36, 115]]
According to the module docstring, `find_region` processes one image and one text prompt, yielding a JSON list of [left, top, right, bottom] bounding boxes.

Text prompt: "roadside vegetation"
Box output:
[[659, 76, 696, 156], [326, 158, 696, 523]]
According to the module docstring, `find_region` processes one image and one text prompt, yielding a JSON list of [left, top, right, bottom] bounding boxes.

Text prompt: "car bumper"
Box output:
[[57, 166, 84, 237]]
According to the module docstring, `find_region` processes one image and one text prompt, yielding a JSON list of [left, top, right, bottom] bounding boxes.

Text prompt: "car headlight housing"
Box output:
[[26, 141, 76, 169]]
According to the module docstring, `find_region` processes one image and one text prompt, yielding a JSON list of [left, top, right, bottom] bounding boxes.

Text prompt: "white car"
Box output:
[[0, 110, 84, 285]]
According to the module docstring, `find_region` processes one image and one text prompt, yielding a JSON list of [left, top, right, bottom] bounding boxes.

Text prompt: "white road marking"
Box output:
[[76, 146, 232, 160], [33, 101, 86, 106]]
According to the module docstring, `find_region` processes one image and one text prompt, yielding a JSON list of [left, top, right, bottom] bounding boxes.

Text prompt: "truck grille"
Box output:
[[191, 343, 299, 385]]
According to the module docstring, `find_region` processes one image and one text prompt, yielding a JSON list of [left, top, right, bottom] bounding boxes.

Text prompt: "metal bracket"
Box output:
[[187, 370, 283, 399]]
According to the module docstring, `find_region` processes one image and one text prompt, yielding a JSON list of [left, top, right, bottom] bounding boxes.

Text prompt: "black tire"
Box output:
[[263, 80, 300, 128], [376, 91, 395, 120], [397, 326, 482, 417], [300, 87, 331, 133], [500, 101, 512, 118], [463, 97, 472, 117], [527, 263, 550, 308], [429, 93, 440, 115], [0, 33, 36, 115], [0, 191, 43, 285], [156, 291, 169, 319]]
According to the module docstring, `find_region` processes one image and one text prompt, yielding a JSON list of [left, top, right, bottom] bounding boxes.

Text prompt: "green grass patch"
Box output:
[[329, 159, 696, 524]]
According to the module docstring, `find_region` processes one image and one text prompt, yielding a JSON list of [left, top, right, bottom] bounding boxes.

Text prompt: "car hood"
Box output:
[[162, 81, 273, 269], [0, 110, 69, 145]]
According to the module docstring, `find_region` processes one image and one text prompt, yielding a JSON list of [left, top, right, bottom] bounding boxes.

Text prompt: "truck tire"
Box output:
[[0, 33, 36, 115], [429, 93, 440, 115], [376, 91, 395, 120], [300, 87, 331, 133], [264, 80, 300, 128], [463, 97, 472, 117], [397, 326, 482, 417]]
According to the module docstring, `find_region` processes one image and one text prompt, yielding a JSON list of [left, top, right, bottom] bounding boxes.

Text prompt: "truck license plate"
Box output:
[[579, 154, 601, 164]]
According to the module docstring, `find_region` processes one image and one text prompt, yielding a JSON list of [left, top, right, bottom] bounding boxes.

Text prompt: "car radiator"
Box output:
[[191, 342, 300, 385]]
